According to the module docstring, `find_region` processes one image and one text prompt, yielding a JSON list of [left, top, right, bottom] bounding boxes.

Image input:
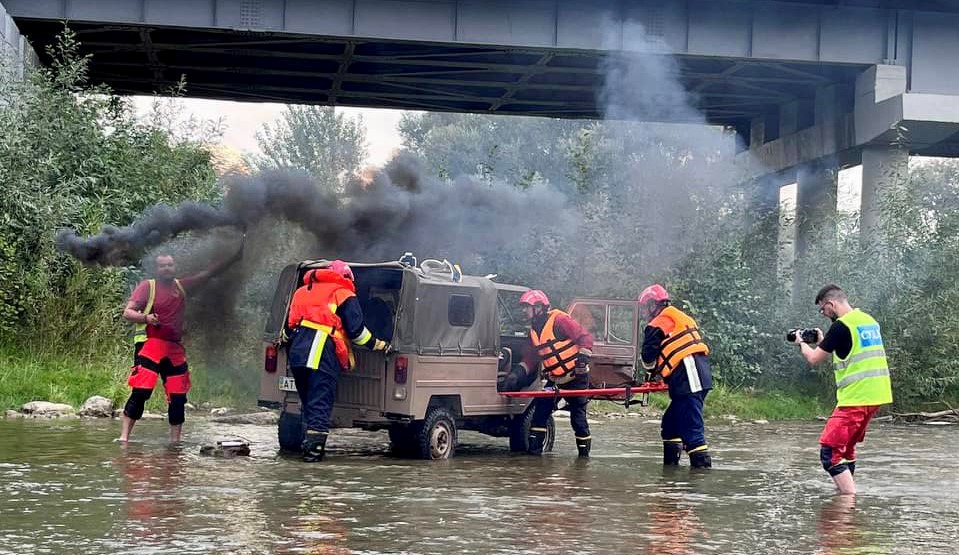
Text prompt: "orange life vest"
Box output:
[[648, 305, 709, 378], [288, 269, 357, 370], [529, 309, 580, 382]]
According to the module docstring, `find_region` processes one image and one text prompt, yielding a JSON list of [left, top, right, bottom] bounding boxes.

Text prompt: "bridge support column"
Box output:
[[745, 176, 782, 287], [792, 160, 838, 298], [860, 144, 909, 249]]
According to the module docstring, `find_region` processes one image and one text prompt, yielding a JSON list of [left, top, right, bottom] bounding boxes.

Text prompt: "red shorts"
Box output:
[[128, 338, 191, 398], [819, 405, 881, 465]]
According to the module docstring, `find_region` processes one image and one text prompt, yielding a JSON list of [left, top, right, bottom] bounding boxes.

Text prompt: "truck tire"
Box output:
[[278, 411, 304, 452], [413, 407, 457, 460], [509, 409, 555, 453]]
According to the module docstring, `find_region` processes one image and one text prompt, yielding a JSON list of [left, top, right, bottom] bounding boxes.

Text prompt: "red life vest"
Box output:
[[530, 309, 580, 383], [288, 269, 357, 370], [648, 306, 709, 378]]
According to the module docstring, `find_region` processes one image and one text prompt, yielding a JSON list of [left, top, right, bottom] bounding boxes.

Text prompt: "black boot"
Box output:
[[663, 440, 682, 465], [690, 449, 712, 469], [527, 428, 547, 456], [576, 437, 591, 458], [302, 430, 328, 462]]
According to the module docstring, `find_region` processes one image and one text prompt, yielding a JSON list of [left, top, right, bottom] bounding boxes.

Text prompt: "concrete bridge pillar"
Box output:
[[860, 144, 909, 249], [792, 159, 838, 297], [745, 175, 781, 286]]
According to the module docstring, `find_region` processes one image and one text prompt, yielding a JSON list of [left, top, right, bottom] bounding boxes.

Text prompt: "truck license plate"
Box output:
[[278, 376, 298, 392]]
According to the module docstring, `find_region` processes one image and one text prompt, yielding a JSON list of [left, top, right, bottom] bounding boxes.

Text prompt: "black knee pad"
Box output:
[[847, 461, 856, 476], [820, 446, 849, 476], [168, 394, 187, 426], [123, 389, 152, 420]]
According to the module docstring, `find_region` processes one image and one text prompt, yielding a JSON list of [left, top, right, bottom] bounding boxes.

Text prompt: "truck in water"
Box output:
[[259, 258, 648, 459]]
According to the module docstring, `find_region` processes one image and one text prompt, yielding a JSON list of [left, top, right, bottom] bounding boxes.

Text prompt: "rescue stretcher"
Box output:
[[499, 380, 669, 406]]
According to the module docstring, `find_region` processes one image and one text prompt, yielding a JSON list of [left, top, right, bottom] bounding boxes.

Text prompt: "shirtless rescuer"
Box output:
[[119, 246, 243, 442], [516, 290, 594, 458]]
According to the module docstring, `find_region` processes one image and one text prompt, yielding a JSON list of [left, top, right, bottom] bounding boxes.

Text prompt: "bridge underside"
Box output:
[[17, 19, 863, 128]]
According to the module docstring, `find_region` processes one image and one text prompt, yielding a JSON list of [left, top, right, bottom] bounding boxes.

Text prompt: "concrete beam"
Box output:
[[792, 160, 838, 297], [4, 0, 908, 65], [740, 65, 959, 179], [860, 144, 909, 247], [0, 0, 36, 76]]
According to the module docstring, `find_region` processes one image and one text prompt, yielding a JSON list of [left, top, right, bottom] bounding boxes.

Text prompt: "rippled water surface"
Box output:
[[1, 415, 956, 554]]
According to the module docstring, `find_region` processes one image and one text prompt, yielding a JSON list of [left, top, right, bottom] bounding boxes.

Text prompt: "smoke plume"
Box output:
[[57, 152, 571, 267]]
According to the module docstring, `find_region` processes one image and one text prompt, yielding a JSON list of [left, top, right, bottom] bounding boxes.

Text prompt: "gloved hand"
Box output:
[[372, 339, 392, 354], [575, 352, 591, 368]]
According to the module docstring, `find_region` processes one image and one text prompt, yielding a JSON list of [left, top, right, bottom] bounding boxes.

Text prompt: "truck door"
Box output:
[[566, 299, 639, 389]]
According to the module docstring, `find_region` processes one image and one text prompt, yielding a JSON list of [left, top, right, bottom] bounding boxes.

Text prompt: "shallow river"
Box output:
[[0, 415, 956, 554]]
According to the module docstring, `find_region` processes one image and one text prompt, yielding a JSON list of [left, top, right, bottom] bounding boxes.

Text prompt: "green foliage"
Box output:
[[252, 105, 367, 191], [0, 27, 219, 391], [399, 112, 959, 410]]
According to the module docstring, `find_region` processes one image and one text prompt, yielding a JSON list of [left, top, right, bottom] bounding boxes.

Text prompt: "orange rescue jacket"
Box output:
[[529, 309, 581, 381], [648, 305, 709, 378], [288, 269, 358, 370]]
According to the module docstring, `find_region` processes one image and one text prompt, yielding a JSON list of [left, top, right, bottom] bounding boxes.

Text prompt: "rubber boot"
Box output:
[[663, 441, 682, 465], [690, 449, 712, 469], [527, 428, 547, 456], [302, 430, 328, 462], [576, 437, 591, 458]]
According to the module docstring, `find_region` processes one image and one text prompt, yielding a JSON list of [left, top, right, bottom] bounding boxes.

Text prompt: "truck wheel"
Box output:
[[413, 407, 457, 460], [278, 411, 304, 452], [509, 409, 555, 453], [388, 425, 416, 457]]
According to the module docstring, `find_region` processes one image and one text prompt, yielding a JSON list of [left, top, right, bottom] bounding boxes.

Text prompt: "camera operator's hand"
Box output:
[[791, 332, 804, 345], [814, 327, 824, 344]]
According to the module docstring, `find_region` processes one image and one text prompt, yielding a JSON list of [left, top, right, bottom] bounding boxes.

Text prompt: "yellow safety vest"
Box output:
[[833, 309, 893, 407], [132, 279, 185, 344]]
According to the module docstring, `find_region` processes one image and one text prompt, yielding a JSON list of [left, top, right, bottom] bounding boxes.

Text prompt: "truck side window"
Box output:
[[570, 303, 605, 343], [608, 305, 635, 345], [449, 294, 475, 327]]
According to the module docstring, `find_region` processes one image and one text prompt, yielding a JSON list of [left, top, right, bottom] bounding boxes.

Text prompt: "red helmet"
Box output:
[[329, 259, 354, 281], [519, 290, 550, 307], [638, 284, 669, 304]]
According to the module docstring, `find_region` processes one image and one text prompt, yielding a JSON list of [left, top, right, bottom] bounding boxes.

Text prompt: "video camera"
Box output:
[[785, 328, 820, 344]]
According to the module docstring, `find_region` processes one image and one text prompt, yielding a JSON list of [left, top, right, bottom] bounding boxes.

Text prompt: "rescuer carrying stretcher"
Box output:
[[516, 290, 595, 458], [639, 284, 713, 468]]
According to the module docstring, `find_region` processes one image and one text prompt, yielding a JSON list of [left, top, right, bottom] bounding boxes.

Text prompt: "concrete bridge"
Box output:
[[5, 0, 959, 290]]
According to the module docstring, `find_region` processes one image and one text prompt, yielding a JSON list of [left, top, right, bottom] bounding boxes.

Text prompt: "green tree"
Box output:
[[252, 106, 367, 191], [0, 27, 219, 354]]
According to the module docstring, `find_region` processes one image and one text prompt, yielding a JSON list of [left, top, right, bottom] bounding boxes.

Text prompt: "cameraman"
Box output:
[[794, 284, 893, 495]]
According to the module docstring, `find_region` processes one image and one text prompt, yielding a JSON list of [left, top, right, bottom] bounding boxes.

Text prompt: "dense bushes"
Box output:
[[0, 28, 218, 359]]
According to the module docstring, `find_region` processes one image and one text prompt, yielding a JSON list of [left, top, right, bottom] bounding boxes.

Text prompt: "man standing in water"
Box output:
[[639, 284, 713, 469], [286, 260, 391, 462], [119, 247, 242, 443], [795, 284, 893, 495], [517, 290, 594, 458]]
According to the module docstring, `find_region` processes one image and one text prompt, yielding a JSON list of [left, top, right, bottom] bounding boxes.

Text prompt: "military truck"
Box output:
[[259, 258, 556, 459]]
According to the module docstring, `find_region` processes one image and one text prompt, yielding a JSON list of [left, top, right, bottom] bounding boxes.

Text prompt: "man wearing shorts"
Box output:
[[119, 248, 241, 443], [795, 284, 893, 495]]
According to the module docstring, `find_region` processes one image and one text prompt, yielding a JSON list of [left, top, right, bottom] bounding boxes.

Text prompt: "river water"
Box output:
[[0, 415, 956, 554]]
